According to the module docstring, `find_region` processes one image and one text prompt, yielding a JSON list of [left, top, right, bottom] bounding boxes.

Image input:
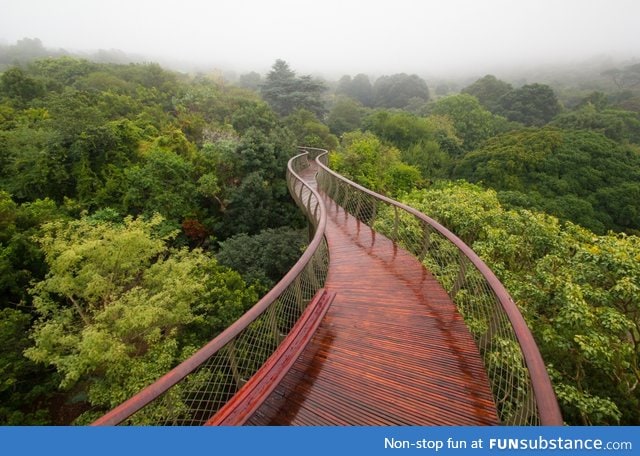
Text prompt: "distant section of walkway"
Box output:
[[247, 164, 499, 425]]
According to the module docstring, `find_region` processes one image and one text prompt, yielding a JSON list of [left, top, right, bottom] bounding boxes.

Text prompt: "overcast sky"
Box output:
[[1, 0, 639, 77]]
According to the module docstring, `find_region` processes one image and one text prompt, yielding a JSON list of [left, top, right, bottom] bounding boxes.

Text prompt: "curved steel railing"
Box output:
[[311, 148, 562, 426], [92, 151, 329, 425]]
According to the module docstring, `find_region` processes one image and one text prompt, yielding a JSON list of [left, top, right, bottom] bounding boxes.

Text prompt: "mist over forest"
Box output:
[[1, 35, 638, 92]]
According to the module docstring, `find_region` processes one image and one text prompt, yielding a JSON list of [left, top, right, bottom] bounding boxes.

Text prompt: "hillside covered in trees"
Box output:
[[1, 46, 640, 425]]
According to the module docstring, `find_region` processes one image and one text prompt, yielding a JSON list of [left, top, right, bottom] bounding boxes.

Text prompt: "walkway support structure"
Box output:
[[308, 147, 562, 426], [92, 152, 328, 425]]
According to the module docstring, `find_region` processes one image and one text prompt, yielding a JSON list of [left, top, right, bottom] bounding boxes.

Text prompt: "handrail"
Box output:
[[92, 151, 329, 425], [205, 288, 336, 425], [312, 148, 562, 426]]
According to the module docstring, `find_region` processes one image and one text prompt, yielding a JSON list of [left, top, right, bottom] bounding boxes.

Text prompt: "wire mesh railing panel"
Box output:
[[314, 151, 561, 426], [93, 152, 329, 426]]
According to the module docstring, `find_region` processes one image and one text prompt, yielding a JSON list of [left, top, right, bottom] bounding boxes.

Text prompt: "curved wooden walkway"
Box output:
[[247, 164, 499, 425]]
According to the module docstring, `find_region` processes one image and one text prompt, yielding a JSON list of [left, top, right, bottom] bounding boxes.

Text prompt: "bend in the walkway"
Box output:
[[246, 164, 499, 425]]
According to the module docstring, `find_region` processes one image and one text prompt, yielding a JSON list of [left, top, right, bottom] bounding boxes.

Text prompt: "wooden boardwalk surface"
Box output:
[[247, 164, 499, 425]]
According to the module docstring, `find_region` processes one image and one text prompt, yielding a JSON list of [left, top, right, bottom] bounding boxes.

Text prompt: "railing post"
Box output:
[[450, 254, 468, 299], [226, 340, 245, 390], [393, 206, 399, 241], [343, 185, 350, 216], [298, 181, 305, 205], [308, 254, 321, 293], [267, 302, 284, 345], [371, 199, 377, 226], [355, 195, 362, 222], [418, 222, 431, 262], [293, 275, 306, 313], [327, 174, 335, 200], [306, 188, 313, 211]]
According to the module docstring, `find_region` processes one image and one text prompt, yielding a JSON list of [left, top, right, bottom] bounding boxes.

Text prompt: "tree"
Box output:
[[327, 97, 366, 136], [211, 126, 302, 238], [230, 101, 278, 136], [602, 63, 640, 89], [0, 194, 63, 309], [551, 103, 640, 144], [0, 124, 71, 202], [237, 71, 261, 91], [497, 83, 561, 126], [0, 38, 49, 66], [454, 127, 640, 233], [25, 214, 257, 423], [372, 73, 430, 109], [430, 93, 512, 151], [330, 131, 422, 194], [283, 109, 338, 149], [462, 74, 512, 113], [0, 67, 44, 105], [577, 91, 609, 111], [0, 308, 55, 424], [216, 227, 307, 289], [336, 73, 374, 107], [336, 75, 352, 95], [28, 56, 98, 90], [364, 110, 434, 150], [123, 148, 198, 223], [260, 59, 326, 117], [401, 140, 451, 180]]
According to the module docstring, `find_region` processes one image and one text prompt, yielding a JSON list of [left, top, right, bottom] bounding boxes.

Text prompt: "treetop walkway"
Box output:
[[92, 147, 562, 426]]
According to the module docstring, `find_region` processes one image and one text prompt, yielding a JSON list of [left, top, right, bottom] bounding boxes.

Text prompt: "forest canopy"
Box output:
[[0, 57, 307, 424], [1, 50, 640, 425]]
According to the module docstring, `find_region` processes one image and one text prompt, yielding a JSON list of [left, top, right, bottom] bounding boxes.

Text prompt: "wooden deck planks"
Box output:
[[246, 164, 499, 426]]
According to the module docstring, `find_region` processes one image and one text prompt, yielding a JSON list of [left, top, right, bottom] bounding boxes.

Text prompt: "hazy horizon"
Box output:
[[1, 0, 639, 78]]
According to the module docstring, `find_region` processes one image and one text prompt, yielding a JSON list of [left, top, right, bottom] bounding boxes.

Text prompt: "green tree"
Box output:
[[462, 74, 513, 113], [454, 128, 640, 233], [0, 124, 71, 202], [260, 60, 326, 117], [602, 63, 640, 90], [401, 140, 451, 180], [122, 148, 198, 223], [372, 73, 430, 109], [497, 83, 561, 126], [231, 101, 278, 136], [283, 109, 338, 149], [237, 71, 261, 91], [0, 67, 45, 105], [577, 91, 609, 111], [551, 103, 640, 144], [0, 38, 50, 66], [212, 126, 302, 238], [336, 73, 374, 107], [364, 110, 434, 150], [28, 56, 97, 89], [327, 96, 366, 136], [430, 93, 512, 151], [0, 194, 63, 308], [0, 308, 55, 424], [330, 131, 421, 194], [216, 227, 306, 289], [25, 214, 257, 423]]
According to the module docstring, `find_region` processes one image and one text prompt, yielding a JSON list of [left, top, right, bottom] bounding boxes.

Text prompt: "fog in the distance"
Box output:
[[1, 0, 638, 77]]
